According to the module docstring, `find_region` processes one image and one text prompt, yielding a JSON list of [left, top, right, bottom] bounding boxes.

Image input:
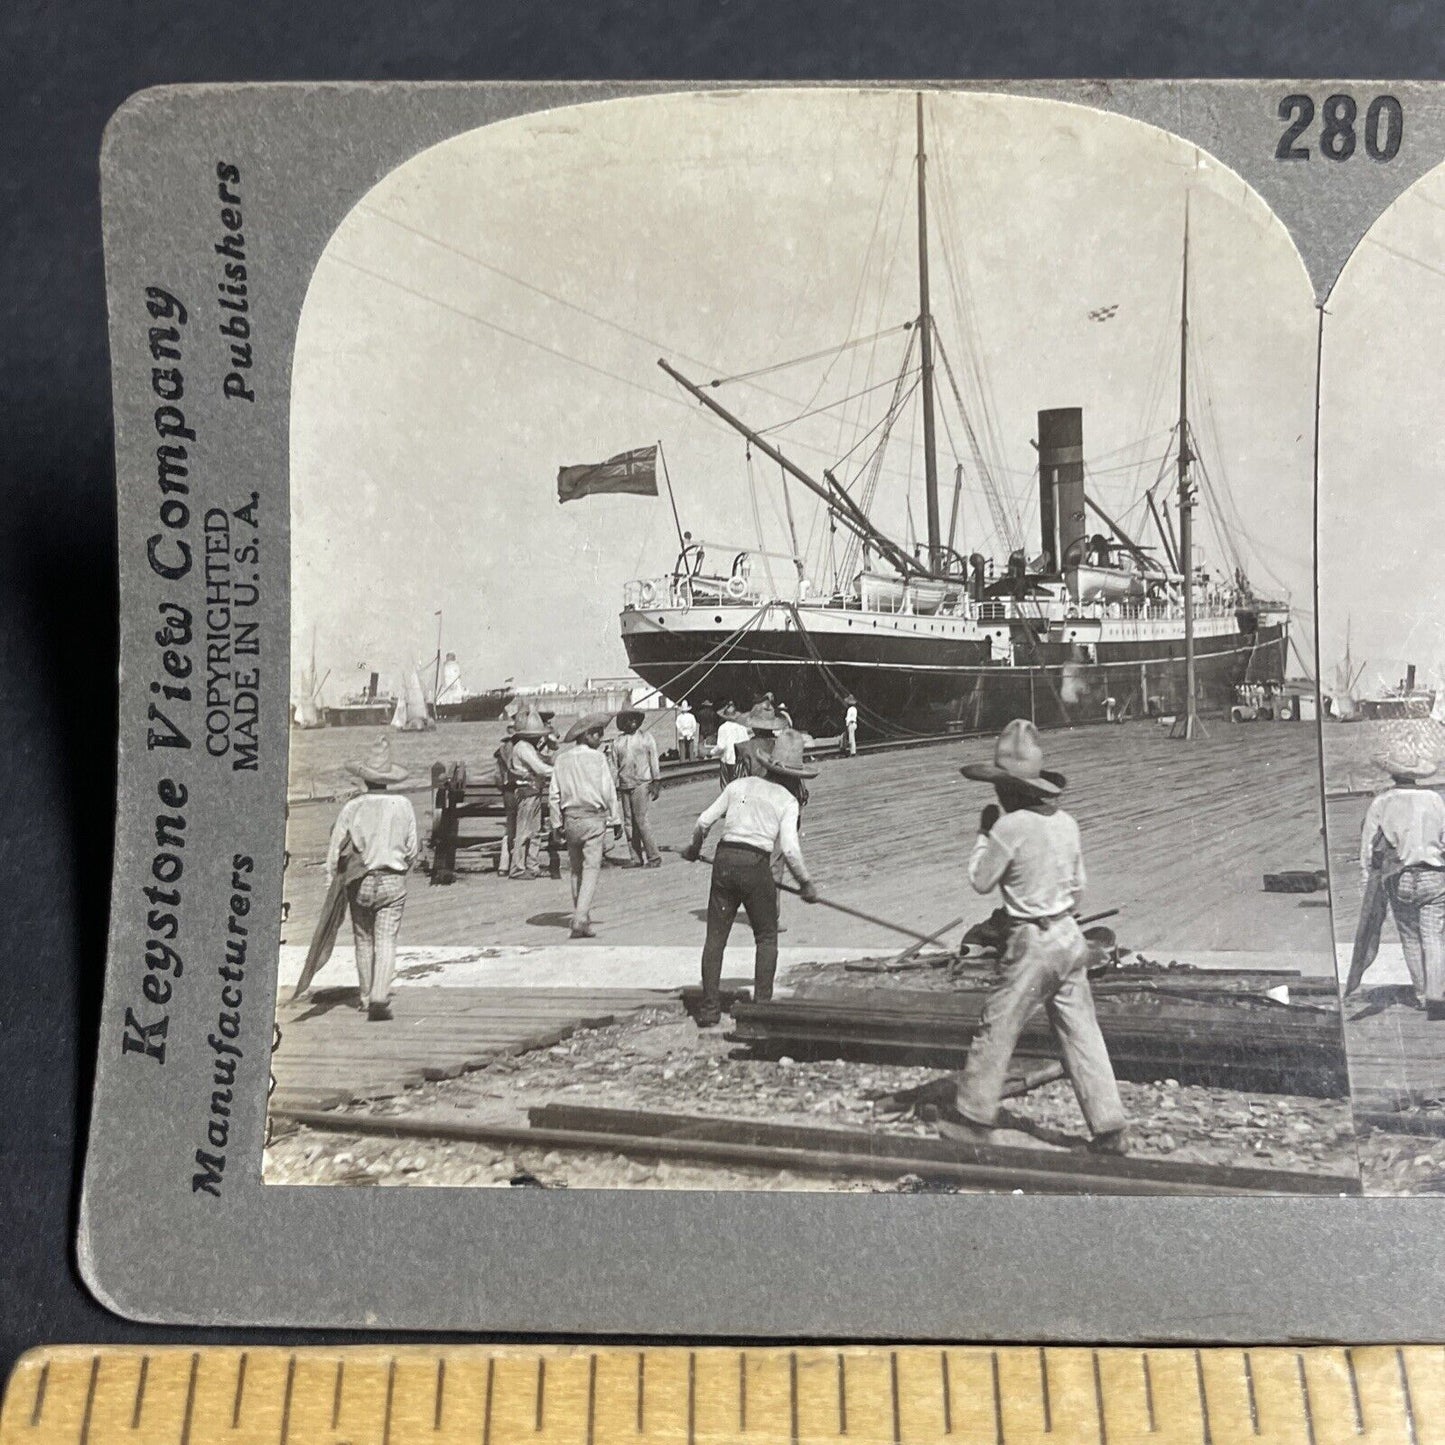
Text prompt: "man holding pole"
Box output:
[[946, 719, 1128, 1154], [682, 728, 819, 1028]]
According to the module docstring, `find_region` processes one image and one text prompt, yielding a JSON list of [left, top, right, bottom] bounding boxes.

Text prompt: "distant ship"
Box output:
[[619, 94, 1288, 740], [1357, 664, 1436, 721], [321, 671, 397, 728], [432, 653, 515, 722]]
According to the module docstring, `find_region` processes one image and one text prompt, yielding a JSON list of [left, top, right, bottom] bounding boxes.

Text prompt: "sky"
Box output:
[[290, 89, 1317, 700], [1319, 163, 1445, 694]]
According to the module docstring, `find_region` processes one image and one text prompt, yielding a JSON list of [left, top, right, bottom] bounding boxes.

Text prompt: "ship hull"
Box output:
[[622, 617, 1288, 738], [319, 703, 396, 728], [434, 688, 516, 723]]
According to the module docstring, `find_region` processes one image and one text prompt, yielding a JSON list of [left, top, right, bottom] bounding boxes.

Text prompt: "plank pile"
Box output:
[[728, 983, 1349, 1097]]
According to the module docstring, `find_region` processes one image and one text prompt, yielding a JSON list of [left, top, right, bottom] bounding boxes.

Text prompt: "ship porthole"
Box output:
[[714, 615, 722, 623], [657, 617, 666, 625]]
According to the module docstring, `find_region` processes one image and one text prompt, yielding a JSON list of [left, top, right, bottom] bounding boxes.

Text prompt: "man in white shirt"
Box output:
[[714, 703, 751, 790], [946, 720, 1127, 1151], [683, 729, 819, 1027], [1360, 748, 1445, 1011], [549, 713, 624, 938], [843, 694, 859, 756], [613, 708, 663, 868], [674, 700, 699, 761], [326, 737, 419, 1021]]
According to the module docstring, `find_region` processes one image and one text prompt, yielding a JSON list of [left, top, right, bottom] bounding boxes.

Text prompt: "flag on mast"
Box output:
[[557, 445, 659, 503]]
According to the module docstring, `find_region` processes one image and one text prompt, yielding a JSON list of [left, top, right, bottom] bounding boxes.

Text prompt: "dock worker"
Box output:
[[1359, 744, 1445, 1015], [494, 718, 520, 873], [944, 719, 1128, 1153], [682, 728, 820, 1027], [734, 701, 785, 778], [695, 698, 720, 748], [613, 707, 663, 868], [325, 736, 419, 1023], [505, 704, 553, 880], [548, 712, 624, 938], [715, 703, 751, 789], [843, 694, 859, 756], [674, 700, 699, 761]]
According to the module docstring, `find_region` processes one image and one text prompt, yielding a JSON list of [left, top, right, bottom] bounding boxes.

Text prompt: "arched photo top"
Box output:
[[289, 86, 1319, 708]]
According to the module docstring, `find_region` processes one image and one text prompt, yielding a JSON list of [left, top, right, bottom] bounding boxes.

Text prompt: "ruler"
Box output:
[[2, 1345, 1441, 1445]]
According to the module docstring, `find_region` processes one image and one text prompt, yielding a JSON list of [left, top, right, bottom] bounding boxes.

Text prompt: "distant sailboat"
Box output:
[[293, 628, 326, 729], [391, 664, 437, 732]]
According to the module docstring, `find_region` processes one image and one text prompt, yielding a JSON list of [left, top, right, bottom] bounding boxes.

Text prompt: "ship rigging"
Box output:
[[619, 94, 1290, 739]]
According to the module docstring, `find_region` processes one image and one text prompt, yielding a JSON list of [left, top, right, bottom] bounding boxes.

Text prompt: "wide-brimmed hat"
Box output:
[[564, 711, 613, 743], [756, 728, 818, 779], [345, 735, 409, 786], [960, 719, 1060, 795], [511, 704, 548, 739], [742, 703, 784, 733], [615, 707, 646, 729], [719, 702, 740, 719], [679, 700, 692, 711], [843, 693, 858, 705], [1376, 746, 1438, 782]]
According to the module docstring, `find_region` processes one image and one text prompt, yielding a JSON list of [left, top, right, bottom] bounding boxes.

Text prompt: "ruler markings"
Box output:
[[736, 1352, 744, 1434], [1295, 1354, 1315, 1445], [130, 1356, 148, 1431], [1398, 1349, 1419, 1445], [1038, 1348, 1052, 1433], [76, 1357, 98, 1445], [586, 1355, 597, 1445], [1242, 1351, 1259, 1435], [939, 1352, 952, 1436], [279, 1356, 296, 1445], [890, 1352, 902, 1445], [991, 1351, 1003, 1445], [331, 1362, 344, 1432], [535, 1358, 546, 1432], [1140, 1355, 1156, 1434], [27, 1362, 48, 1429], [1345, 1347, 1364, 1433], [179, 1354, 199, 1445], [788, 1353, 799, 1445], [1092, 1352, 1107, 1445], [1194, 1350, 1212, 1445], [232, 1353, 248, 1429], [637, 1353, 646, 1434], [435, 1358, 446, 1432], [836, 1353, 847, 1436], [687, 1352, 696, 1445], [483, 1358, 495, 1445]]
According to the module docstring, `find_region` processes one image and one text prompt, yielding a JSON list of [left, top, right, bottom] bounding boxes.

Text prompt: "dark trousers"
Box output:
[[700, 842, 779, 1005]]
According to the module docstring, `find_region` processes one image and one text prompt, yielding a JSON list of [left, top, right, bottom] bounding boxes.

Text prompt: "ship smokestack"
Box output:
[[1407, 663, 1418, 692], [1038, 407, 1085, 574]]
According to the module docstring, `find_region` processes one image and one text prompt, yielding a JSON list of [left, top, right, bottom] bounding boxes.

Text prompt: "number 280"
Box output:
[[1276, 93, 1403, 162]]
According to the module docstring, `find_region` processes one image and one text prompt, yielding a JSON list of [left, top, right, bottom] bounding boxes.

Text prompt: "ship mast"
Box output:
[[1173, 195, 1203, 740], [916, 93, 943, 574]]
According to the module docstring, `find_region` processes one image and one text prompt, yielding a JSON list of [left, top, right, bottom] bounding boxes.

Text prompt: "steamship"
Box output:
[[618, 95, 1288, 740]]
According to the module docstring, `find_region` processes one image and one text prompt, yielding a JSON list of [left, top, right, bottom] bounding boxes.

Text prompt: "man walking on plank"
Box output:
[[613, 707, 663, 868], [1358, 743, 1445, 1014], [549, 712, 625, 938], [324, 736, 419, 1022], [944, 719, 1128, 1153], [682, 728, 819, 1028]]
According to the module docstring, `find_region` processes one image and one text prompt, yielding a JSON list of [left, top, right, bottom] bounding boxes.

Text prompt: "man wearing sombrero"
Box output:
[[503, 705, 554, 880], [1359, 742, 1445, 1013], [548, 712, 625, 938], [733, 701, 784, 779], [682, 727, 820, 1028], [613, 707, 663, 868], [948, 719, 1128, 1152], [324, 736, 419, 1022]]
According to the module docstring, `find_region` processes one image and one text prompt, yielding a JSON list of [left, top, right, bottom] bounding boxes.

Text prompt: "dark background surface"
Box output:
[[3, 0, 1443, 1374]]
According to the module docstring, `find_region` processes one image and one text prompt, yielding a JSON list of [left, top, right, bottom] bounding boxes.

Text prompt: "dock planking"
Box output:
[[271, 986, 673, 1111], [282, 721, 1332, 958]]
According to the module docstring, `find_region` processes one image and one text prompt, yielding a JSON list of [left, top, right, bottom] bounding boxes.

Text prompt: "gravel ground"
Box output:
[[265, 1000, 1360, 1190], [1357, 1126, 1445, 1195]]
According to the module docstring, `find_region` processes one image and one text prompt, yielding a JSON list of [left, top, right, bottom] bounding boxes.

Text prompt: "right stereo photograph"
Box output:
[[1320, 157, 1445, 1194]]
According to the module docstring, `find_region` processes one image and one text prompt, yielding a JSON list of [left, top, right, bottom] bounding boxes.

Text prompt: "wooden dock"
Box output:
[[271, 986, 672, 1112], [282, 721, 1333, 959]]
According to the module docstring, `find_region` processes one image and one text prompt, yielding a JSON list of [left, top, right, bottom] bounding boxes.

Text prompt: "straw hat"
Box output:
[[615, 707, 646, 730], [756, 728, 818, 779], [345, 735, 409, 786], [564, 711, 613, 743], [1376, 745, 1438, 782], [511, 704, 548, 739], [679, 700, 692, 712], [741, 702, 784, 733], [960, 719, 1061, 796]]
